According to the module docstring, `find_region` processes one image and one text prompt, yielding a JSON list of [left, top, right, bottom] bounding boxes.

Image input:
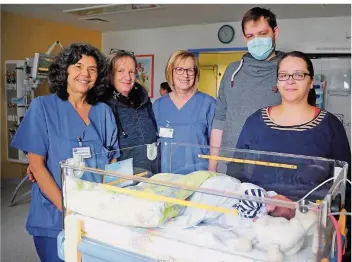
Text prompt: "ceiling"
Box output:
[[1, 4, 351, 32]]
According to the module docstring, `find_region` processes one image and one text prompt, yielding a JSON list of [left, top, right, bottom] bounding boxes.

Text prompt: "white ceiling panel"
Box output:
[[1, 4, 350, 32]]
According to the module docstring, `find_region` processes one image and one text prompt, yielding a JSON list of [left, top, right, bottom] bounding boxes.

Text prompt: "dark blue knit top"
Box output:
[[231, 107, 351, 200]]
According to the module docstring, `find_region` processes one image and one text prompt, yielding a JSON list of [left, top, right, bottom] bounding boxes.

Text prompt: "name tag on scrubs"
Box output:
[[72, 147, 91, 159], [159, 127, 174, 138]]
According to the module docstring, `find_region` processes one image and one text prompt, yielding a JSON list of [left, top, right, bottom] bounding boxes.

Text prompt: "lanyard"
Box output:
[[77, 136, 83, 147]]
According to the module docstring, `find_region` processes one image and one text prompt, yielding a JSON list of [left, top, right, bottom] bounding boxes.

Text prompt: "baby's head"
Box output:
[[236, 183, 296, 221], [267, 195, 296, 220]]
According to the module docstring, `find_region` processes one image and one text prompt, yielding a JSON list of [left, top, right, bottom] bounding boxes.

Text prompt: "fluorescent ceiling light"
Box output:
[[63, 4, 164, 17]]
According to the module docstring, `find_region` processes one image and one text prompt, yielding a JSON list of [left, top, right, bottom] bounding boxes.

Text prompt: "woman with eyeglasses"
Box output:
[[152, 50, 216, 174], [102, 50, 159, 173], [234, 51, 350, 208]]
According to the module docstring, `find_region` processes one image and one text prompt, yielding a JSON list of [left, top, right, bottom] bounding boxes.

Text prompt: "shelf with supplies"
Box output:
[[4, 60, 30, 164]]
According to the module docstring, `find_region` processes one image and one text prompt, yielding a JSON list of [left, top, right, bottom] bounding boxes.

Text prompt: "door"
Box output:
[[198, 52, 246, 98], [198, 64, 218, 98]]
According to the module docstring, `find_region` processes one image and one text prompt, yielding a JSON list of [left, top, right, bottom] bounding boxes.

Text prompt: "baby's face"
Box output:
[[267, 195, 296, 220]]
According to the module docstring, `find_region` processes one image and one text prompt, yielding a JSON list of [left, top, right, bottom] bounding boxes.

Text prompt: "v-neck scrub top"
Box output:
[[152, 91, 216, 174], [11, 94, 120, 237]]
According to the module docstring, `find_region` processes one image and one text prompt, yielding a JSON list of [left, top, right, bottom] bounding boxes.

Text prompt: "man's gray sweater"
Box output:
[[213, 52, 283, 149]]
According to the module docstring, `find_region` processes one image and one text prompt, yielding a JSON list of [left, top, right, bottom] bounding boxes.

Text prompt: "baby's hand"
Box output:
[[267, 195, 296, 220]]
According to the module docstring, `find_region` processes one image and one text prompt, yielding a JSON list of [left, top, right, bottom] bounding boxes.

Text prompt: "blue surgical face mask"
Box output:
[[247, 37, 274, 61]]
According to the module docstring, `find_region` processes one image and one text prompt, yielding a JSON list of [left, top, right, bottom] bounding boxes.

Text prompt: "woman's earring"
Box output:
[[272, 86, 278, 93]]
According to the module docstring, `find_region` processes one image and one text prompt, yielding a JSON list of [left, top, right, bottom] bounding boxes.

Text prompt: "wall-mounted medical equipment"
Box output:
[[4, 41, 62, 164], [4, 60, 27, 163], [31, 52, 55, 79], [7, 42, 63, 208]]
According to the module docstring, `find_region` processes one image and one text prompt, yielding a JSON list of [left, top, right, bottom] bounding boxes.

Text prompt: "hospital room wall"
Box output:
[[0, 11, 102, 179], [102, 16, 351, 101]]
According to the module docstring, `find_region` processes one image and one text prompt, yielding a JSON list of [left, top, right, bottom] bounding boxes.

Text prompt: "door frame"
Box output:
[[188, 47, 248, 57]]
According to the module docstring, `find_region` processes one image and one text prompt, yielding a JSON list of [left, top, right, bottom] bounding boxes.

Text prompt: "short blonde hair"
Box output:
[[165, 50, 200, 90]]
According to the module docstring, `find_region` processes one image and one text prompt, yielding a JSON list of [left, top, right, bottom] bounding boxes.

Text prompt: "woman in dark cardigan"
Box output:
[[102, 50, 159, 174]]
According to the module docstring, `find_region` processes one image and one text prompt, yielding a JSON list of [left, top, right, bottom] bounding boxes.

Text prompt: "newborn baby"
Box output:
[[234, 183, 296, 221]]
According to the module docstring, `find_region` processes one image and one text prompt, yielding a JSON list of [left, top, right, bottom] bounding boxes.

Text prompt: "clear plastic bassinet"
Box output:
[[58, 142, 348, 262]]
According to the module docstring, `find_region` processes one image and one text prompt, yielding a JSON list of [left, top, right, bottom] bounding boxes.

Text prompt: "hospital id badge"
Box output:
[[72, 147, 91, 159], [159, 127, 174, 138]]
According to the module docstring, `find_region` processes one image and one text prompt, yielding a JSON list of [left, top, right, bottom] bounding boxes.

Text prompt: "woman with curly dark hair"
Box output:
[[11, 43, 119, 262]]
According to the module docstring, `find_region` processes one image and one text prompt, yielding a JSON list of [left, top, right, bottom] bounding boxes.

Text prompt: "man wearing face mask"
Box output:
[[209, 7, 283, 172]]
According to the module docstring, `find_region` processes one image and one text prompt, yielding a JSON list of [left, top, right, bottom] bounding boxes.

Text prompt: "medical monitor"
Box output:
[[31, 53, 54, 79]]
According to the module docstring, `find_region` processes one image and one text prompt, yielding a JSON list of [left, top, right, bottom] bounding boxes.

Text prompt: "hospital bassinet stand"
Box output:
[[8, 173, 31, 207], [57, 221, 155, 262], [58, 214, 156, 262]]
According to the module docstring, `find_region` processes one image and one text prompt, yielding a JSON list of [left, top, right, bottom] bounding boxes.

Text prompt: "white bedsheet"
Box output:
[[77, 214, 316, 262]]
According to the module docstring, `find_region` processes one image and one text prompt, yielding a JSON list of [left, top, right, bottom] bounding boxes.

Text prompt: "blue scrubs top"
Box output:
[[11, 94, 119, 238], [153, 91, 216, 174]]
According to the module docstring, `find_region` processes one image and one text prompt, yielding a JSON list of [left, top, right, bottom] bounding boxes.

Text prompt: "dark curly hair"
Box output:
[[48, 43, 108, 105]]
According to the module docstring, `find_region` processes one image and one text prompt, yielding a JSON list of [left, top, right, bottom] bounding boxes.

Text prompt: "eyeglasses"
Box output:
[[278, 72, 311, 81], [174, 67, 196, 76], [109, 48, 135, 56]]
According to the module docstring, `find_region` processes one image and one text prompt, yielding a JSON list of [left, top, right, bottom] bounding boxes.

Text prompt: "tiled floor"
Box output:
[[1, 179, 38, 262]]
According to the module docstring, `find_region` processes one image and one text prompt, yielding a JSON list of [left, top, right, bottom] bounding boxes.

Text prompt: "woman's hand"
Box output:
[[27, 165, 36, 183], [28, 153, 63, 212]]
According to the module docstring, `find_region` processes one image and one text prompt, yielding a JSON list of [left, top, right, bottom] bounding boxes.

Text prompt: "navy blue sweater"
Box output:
[[231, 107, 351, 200], [105, 84, 159, 173]]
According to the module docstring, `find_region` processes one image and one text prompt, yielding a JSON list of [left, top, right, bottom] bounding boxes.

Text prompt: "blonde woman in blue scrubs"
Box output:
[[153, 50, 216, 174]]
